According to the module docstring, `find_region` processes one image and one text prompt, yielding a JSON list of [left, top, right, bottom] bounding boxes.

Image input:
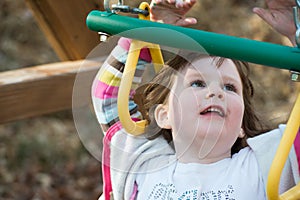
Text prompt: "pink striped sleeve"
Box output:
[[93, 80, 137, 100], [118, 37, 152, 62], [93, 80, 119, 99]]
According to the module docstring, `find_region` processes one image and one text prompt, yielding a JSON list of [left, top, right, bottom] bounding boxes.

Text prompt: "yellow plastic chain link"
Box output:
[[267, 91, 300, 200], [117, 2, 164, 135]]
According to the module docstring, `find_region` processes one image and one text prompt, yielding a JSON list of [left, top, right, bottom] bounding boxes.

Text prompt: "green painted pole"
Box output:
[[86, 11, 300, 71]]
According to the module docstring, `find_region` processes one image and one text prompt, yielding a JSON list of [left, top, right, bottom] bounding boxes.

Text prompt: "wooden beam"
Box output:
[[25, 0, 103, 60], [0, 60, 100, 124]]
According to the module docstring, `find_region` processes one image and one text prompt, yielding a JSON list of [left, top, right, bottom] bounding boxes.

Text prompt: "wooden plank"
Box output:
[[25, 0, 103, 60], [0, 60, 100, 124]]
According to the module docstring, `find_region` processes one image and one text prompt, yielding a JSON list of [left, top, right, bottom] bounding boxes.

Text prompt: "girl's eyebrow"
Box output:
[[183, 71, 204, 82], [221, 75, 242, 85]]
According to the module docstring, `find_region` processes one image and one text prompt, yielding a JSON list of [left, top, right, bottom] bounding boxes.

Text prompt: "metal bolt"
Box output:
[[290, 71, 300, 81], [98, 32, 110, 42]]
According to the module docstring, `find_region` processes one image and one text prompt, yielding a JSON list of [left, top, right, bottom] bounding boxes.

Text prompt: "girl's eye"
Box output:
[[190, 80, 206, 88], [224, 84, 237, 93]]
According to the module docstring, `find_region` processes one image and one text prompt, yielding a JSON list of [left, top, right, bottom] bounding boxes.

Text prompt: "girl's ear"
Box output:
[[239, 128, 245, 138], [154, 104, 171, 129]]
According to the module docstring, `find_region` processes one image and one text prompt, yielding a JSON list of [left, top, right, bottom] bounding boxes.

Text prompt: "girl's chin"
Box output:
[[196, 126, 227, 137]]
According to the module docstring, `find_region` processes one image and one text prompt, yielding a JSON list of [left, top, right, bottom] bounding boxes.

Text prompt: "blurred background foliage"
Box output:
[[0, 1, 58, 72], [0, 0, 298, 199]]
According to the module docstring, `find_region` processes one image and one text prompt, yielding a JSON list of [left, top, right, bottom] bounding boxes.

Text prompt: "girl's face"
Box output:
[[156, 56, 245, 164]]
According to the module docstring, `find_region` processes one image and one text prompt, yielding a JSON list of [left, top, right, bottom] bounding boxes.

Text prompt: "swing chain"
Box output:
[[104, 0, 149, 16], [104, 0, 123, 12], [111, 4, 149, 16], [99, 1, 149, 42], [293, 0, 300, 47]]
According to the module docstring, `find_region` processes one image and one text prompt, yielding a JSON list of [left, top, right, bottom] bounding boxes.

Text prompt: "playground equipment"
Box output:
[[86, 1, 300, 200]]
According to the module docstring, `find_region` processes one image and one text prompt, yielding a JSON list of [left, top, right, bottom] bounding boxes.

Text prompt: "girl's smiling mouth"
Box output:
[[200, 105, 225, 117]]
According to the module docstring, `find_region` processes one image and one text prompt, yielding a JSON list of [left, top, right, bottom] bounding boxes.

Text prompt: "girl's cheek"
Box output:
[[231, 97, 244, 121]]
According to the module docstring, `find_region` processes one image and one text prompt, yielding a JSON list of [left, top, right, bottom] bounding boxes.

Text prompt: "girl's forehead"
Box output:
[[183, 57, 240, 77]]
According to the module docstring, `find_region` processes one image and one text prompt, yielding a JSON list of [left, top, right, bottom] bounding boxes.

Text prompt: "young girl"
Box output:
[[92, 0, 299, 199]]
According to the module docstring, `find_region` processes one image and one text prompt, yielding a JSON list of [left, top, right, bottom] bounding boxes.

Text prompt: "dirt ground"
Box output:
[[0, 0, 299, 199]]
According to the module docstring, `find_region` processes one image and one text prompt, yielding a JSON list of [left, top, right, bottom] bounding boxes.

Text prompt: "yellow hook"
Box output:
[[117, 2, 164, 135]]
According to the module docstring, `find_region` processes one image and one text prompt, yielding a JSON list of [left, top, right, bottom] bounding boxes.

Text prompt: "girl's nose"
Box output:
[[205, 84, 224, 100]]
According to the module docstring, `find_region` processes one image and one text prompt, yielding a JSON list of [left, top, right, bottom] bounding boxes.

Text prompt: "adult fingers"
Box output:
[[176, 17, 197, 26], [253, 7, 276, 27]]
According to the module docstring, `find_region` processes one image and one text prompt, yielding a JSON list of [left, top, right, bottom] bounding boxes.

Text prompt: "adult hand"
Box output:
[[253, 0, 297, 46], [150, 0, 197, 26]]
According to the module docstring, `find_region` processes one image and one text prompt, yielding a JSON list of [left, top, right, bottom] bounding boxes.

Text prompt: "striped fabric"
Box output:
[[92, 38, 150, 133]]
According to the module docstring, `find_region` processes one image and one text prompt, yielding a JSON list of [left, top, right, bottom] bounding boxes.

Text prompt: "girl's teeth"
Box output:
[[202, 108, 224, 117]]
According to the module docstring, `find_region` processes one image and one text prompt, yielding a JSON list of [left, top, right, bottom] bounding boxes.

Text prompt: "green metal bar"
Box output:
[[86, 10, 300, 71]]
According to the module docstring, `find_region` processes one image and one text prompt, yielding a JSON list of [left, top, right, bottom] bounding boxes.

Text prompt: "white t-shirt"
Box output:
[[136, 147, 266, 200]]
